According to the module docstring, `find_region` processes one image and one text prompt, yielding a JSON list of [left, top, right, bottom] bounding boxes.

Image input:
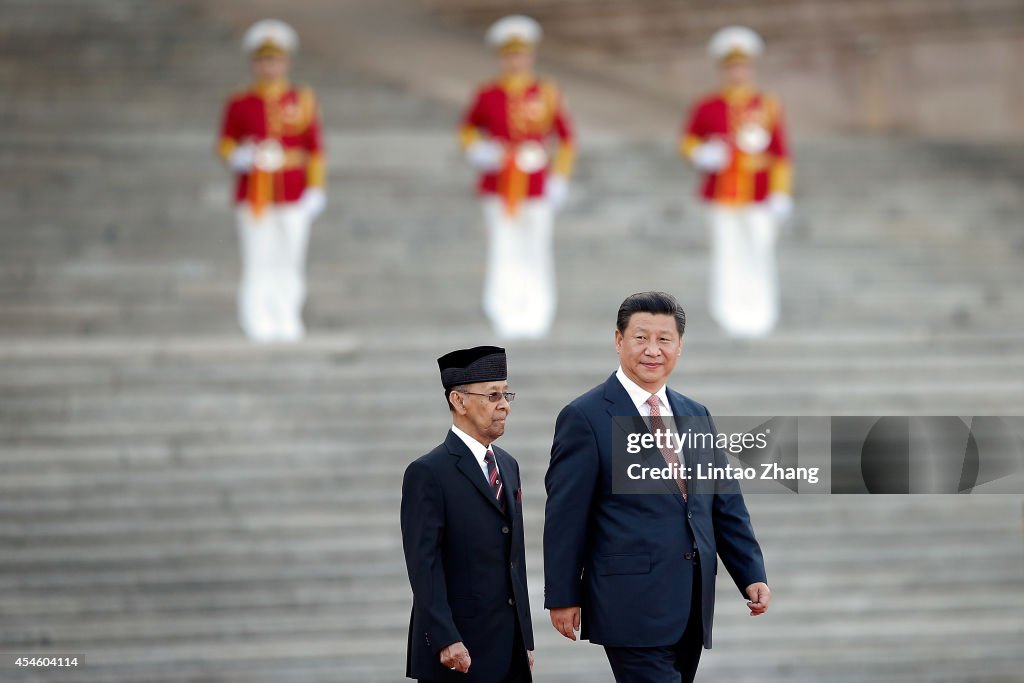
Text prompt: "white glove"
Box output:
[[300, 187, 326, 221], [546, 174, 569, 212], [465, 140, 505, 172], [228, 143, 255, 173], [690, 139, 731, 173], [768, 192, 793, 223]]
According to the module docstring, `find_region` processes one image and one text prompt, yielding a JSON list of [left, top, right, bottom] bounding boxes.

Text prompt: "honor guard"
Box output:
[[217, 19, 326, 342], [681, 26, 793, 338], [459, 15, 576, 340]]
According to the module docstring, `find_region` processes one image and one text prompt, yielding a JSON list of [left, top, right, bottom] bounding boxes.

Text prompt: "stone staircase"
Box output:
[[422, 0, 1024, 138], [423, 0, 1024, 50], [2, 1, 1024, 682]]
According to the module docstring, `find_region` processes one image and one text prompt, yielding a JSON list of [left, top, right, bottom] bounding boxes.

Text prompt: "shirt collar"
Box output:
[[450, 424, 492, 469], [615, 366, 671, 414]]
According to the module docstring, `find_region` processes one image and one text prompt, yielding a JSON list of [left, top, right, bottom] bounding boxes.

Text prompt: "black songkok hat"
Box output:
[[438, 346, 507, 391]]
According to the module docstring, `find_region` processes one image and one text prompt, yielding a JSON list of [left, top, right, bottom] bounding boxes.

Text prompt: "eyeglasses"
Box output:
[[457, 390, 516, 403]]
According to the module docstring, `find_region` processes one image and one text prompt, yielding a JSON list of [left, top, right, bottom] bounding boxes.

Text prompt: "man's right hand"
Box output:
[[439, 641, 471, 673], [465, 140, 504, 172], [549, 606, 580, 641], [690, 138, 731, 173], [228, 143, 255, 173], [299, 187, 326, 221]]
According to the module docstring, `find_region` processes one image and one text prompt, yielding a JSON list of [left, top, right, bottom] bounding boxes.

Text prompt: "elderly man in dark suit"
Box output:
[[543, 292, 771, 683], [401, 346, 533, 682]]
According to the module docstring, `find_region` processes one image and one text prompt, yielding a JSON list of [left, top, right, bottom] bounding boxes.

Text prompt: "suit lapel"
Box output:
[[603, 372, 639, 420], [644, 421, 690, 506], [605, 374, 687, 507], [665, 389, 695, 474], [446, 430, 506, 515], [667, 392, 721, 500]]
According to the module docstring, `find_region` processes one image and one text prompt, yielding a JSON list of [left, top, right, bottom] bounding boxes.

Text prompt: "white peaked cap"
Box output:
[[243, 19, 299, 54], [707, 25, 764, 61], [485, 15, 542, 49]]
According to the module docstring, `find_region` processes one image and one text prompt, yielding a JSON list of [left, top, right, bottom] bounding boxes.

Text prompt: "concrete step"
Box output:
[[2, 1, 1022, 681]]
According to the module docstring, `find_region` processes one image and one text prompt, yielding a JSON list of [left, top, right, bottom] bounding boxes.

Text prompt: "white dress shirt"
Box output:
[[615, 366, 673, 417], [451, 424, 498, 481]]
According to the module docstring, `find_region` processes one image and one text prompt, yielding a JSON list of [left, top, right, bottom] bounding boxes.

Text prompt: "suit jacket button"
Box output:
[[685, 552, 693, 560], [502, 526, 510, 534], [508, 597, 515, 606], [687, 511, 692, 519]]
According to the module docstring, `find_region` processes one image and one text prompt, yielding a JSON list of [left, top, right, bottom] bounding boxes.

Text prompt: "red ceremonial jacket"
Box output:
[[217, 81, 324, 212], [681, 86, 790, 205], [460, 74, 574, 212]]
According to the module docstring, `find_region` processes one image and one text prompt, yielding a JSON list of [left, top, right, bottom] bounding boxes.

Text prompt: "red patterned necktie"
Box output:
[[484, 449, 506, 511], [646, 394, 688, 501]]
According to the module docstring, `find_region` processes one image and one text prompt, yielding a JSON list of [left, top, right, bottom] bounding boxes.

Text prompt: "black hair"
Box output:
[[616, 291, 686, 336]]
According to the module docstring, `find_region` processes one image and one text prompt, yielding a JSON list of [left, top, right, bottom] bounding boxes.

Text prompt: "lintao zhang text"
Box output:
[[626, 462, 820, 485]]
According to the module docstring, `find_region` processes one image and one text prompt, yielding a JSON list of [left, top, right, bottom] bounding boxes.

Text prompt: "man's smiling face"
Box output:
[[614, 312, 683, 393]]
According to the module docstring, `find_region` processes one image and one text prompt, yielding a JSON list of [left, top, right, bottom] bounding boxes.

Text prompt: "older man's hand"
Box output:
[[439, 641, 471, 673], [550, 606, 581, 641], [745, 582, 772, 616]]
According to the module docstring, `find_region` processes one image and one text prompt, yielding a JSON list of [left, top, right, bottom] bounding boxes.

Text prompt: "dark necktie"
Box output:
[[484, 449, 506, 511], [646, 394, 688, 501]]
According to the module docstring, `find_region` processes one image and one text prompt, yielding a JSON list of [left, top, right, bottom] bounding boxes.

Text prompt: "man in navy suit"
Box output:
[[402, 346, 534, 682], [543, 292, 771, 682]]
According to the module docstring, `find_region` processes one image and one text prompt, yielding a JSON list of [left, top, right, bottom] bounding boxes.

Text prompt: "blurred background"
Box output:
[[2, 0, 1023, 681]]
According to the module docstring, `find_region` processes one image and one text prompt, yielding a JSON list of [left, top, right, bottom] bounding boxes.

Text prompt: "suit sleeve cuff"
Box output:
[[736, 574, 768, 598], [543, 587, 582, 610], [429, 628, 463, 656]]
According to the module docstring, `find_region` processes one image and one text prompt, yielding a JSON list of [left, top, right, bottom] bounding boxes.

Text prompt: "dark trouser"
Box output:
[[604, 564, 703, 683]]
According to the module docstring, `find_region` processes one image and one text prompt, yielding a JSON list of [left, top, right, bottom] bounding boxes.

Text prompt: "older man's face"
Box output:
[[452, 380, 511, 444], [615, 313, 682, 393]]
